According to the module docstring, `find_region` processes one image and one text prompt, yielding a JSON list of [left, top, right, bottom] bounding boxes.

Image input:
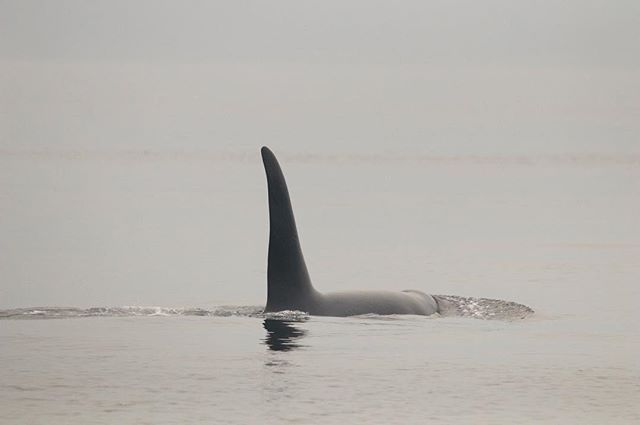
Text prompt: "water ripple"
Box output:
[[0, 297, 533, 321]]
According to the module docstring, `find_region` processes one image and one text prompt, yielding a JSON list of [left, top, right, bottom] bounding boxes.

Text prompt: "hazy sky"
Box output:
[[1, 1, 639, 308], [1, 1, 638, 67], [1, 0, 638, 154]]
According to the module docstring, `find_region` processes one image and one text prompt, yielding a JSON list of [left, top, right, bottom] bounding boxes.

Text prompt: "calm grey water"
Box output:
[[1, 154, 639, 424]]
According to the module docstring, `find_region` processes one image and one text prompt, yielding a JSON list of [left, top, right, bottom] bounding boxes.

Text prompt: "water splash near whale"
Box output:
[[0, 296, 532, 321]]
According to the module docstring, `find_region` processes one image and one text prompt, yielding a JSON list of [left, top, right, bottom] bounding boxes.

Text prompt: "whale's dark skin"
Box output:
[[261, 146, 439, 317]]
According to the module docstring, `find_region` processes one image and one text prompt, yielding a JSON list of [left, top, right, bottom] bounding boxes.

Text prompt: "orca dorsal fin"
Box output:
[[261, 147, 315, 312]]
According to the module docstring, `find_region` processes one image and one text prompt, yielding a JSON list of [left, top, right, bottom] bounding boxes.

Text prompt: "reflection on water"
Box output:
[[263, 319, 307, 351]]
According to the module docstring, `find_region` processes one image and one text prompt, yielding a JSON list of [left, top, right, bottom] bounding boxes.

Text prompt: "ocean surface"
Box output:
[[1, 153, 639, 424]]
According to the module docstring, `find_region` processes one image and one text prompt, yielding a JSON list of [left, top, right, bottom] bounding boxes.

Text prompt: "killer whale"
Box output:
[[261, 146, 439, 317]]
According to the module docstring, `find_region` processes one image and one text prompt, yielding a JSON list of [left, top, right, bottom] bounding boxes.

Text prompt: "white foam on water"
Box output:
[[0, 299, 533, 321]]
